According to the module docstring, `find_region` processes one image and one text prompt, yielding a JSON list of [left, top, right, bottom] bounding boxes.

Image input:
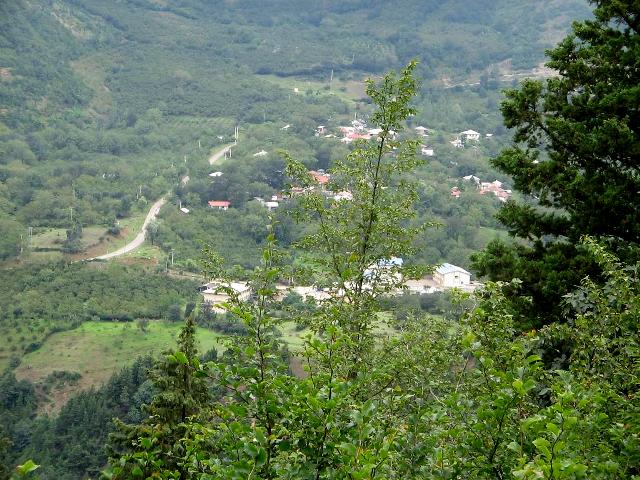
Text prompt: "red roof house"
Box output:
[[208, 200, 230, 210]]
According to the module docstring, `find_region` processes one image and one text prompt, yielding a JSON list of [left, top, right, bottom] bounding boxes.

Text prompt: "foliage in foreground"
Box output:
[[471, 0, 640, 328], [103, 62, 639, 479]]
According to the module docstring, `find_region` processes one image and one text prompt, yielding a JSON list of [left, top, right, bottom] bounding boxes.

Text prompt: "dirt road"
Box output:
[[209, 144, 233, 165]]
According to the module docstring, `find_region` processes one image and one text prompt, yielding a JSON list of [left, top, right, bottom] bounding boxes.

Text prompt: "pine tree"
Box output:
[[106, 315, 210, 479], [471, 0, 640, 328]]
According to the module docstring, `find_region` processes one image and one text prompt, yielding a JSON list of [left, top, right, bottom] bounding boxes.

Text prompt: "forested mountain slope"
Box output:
[[0, 0, 589, 261]]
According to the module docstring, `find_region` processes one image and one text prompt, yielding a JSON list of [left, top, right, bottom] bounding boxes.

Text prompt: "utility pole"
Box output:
[[19, 234, 23, 255], [198, 139, 201, 149], [171, 249, 174, 267], [329, 68, 334, 90], [184, 154, 187, 163], [69, 207, 73, 223]]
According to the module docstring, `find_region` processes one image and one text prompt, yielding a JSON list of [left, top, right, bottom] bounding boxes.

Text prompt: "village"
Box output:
[[187, 119, 501, 314], [198, 258, 482, 313], [200, 118, 510, 214]]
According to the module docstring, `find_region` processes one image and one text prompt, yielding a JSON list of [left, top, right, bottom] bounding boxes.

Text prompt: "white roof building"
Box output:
[[460, 130, 481, 141], [200, 281, 252, 312], [253, 150, 268, 157], [434, 263, 471, 288], [421, 145, 435, 156]]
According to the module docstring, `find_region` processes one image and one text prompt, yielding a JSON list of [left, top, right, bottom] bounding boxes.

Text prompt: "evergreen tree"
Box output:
[[106, 315, 210, 479], [471, 0, 640, 328]]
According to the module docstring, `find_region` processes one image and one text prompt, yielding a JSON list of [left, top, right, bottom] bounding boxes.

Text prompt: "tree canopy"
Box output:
[[472, 0, 640, 327]]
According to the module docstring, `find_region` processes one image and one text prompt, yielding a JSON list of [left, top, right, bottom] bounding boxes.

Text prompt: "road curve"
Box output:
[[92, 197, 166, 260], [88, 144, 231, 261]]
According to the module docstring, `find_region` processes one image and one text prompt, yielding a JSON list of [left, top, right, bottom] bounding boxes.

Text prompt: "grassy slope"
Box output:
[[14, 320, 223, 387]]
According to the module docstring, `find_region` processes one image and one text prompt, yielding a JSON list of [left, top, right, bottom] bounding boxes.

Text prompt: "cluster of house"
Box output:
[[207, 168, 353, 213], [199, 260, 481, 312], [450, 175, 512, 202], [316, 121, 494, 156], [287, 169, 353, 203]]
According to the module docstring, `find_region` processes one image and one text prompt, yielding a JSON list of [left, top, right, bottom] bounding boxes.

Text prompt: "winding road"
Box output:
[[89, 143, 233, 261], [91, 197, 166, 260]]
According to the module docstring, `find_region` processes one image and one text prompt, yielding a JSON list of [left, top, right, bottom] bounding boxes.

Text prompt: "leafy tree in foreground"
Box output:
[[104, 60, 639, 479], [471, 0, 640, 328]]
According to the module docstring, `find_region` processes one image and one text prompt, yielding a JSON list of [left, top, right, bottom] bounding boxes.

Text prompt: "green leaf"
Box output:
[[174, 351, 188, 364], [16, 460, 40, 475]]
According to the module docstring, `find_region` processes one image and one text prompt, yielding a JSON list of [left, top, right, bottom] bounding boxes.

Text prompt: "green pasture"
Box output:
[[14, 320, 224, 388]]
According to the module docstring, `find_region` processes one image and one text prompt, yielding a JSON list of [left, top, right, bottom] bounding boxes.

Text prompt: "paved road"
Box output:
[[88, 144, 233, 261], [91, 197, 166, 260]]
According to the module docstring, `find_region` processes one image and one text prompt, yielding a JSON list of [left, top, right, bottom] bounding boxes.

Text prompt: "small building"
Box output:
[[347, 132, 372, 141], [414, 126, 428, 136], [180, 207, 190, 214], [200, 281, 252, 313], [281, 124, 291, 130], [460, 129, 481, 142], [317, 125, 326, 134], [421, 145, 435, 156], [463, 174, 481, 184], [265, 201, 279, 211], [208, 200, 230, 210], [450, 138, 464, 148], [434, 263, 471, 288], [404, 278, 439, 294], [253, 150, 268, 157], [333, 191, 353, 201], [209, 171, 224, 177], [309, 170, 330, 185], [451, 187, 461, 199], [363, 257, 404, 286]]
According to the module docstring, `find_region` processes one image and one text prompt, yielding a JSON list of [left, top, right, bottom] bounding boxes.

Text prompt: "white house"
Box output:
[[450, 138, 464, 148], [253, 150, 268, 157], [209, 171, 224, 177], [460, 130, 481, 142], [200, 281, 252, 312], [333, 190, 353, 201], [463, 174, 481, 184], [421, 145, 435, 156], [414, 126, 428, 136], [434, 263, 471, 288]]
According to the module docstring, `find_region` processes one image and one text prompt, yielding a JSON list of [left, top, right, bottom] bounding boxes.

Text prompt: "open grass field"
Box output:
[[14, 320, 224, 389]]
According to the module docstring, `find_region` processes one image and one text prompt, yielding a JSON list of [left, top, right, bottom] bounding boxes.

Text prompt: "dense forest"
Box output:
[[2, 0, 638, 478]]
